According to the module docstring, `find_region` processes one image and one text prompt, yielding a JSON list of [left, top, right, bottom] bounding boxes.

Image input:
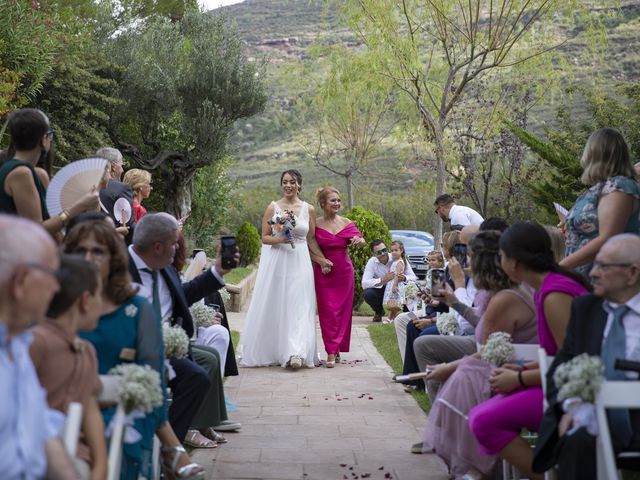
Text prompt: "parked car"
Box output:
[[390, 230, 435, 279]]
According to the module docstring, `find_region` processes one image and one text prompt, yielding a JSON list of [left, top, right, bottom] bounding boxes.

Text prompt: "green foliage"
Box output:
[[344, 206, 391, 308], [108, 10, 267, 217], [0, 1, 63, 115], [236, 221, 261, 266], [182, 160, 232, 253]]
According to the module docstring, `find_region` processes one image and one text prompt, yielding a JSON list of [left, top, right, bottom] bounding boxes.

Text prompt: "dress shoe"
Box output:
[[213, 420, 242, 432], [372, 313, 382, 322], [411, 441, 423, 454]]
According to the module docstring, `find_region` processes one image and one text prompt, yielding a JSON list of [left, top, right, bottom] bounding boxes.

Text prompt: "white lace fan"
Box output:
[[46, 157, 108, 216], [113, 197, 132, 225]]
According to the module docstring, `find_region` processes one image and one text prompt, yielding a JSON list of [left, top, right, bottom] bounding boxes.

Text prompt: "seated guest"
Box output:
[[362, 239, 417, 322], [418, 230, 538, 478], [30, 255, 108, 480], [0, 214, 77, 479], [96, 147, 135, 237], [468, 222, 590, 479], [128, 213, 241, 448], [122, 168, 152, 222], [63, 220, 205, 479], [533, 234, 640, 480], [0, 108, 98, 235]]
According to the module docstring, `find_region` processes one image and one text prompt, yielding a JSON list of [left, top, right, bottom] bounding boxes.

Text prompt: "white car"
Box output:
[[390, 230, 435, 280]]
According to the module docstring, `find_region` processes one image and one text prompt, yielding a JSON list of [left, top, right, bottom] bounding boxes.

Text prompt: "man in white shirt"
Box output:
[[361, 239, 417, 322], [433, 194, 484, 230]]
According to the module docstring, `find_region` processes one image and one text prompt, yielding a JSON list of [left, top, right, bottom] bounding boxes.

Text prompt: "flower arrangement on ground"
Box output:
[[162, 323, 189, 359], [269, 210, 296, 248], [480, 332, 514, 366], [189, 302, 217, 328], [436, 312, 458, 336], [107, 364, 163, 414]]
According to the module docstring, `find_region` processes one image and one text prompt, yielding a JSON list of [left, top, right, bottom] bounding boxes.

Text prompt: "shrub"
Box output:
[[236, 221, 261, 266], [344, 206, 391, 309]]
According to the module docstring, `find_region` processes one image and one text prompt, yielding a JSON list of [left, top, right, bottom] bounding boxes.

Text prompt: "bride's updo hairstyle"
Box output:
[[316, 186, 340, 209], [499, 221, 591, 290], [280, 169, 303, 192]]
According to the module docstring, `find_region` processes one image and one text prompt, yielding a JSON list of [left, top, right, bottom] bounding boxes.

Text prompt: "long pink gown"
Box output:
[[313, 223, 362, 356]]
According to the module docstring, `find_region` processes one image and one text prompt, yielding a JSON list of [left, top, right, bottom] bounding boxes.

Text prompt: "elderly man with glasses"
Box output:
[[0, 214, 78, 480], [361, 239, 417, 322]]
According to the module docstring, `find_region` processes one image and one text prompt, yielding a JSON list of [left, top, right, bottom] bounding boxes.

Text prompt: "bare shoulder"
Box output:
[[307, 203, 316, 214]]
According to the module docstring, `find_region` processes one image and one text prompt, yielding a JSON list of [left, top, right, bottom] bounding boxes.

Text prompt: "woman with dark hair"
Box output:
[[419, 230, 538, 479], [561, 128, 640, 275], [240, 169, 332, 368], [468, 222, 590, 479], [64, 221, 205, 480]]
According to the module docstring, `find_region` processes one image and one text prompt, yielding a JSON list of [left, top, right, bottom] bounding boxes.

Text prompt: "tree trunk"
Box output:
[[346, 172, 354, 210], [433, 130, 446, 247], [160, 166, 195, 220]]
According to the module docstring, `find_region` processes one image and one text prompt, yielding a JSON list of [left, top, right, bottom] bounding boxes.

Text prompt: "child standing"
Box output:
[[383, 240, 408, 322], [425, 250, 445, 289]]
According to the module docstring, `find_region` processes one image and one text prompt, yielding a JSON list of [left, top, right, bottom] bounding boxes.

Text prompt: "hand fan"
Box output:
[[183, 251, 208, 282], [46, 157, 108, 216], [113, 197, 132, 225]]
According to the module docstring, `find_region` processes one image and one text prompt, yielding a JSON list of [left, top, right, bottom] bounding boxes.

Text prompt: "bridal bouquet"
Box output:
[[436, 312, 458, 336], [553, 353, 604, 404], [162, 323, 189, 359], [269, 210, 296, 249], [107, 364, 163, 414], [190, 302, 217, 328], [553, 353, 604, 435], [480, 332, 514, 366]]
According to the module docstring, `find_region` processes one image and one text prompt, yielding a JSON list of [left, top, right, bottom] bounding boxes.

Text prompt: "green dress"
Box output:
[[0, 159, 49, 219]]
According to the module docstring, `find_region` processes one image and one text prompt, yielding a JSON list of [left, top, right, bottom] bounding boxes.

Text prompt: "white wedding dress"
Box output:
[[239, 201, 318, 368]]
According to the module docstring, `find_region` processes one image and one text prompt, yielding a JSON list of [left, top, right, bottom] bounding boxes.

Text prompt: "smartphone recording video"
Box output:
[[453, 243, 468, 268], [431, 268, 446, 296], [220, 236, 238, 270]]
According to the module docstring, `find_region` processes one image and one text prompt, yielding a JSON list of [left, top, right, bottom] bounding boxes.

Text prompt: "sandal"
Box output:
[[199, 427, 227, 444], [326, 354, 336, 368], [335, 353, 341, 364], [184, 429, 218, 449], [161, 445, 206, 480]]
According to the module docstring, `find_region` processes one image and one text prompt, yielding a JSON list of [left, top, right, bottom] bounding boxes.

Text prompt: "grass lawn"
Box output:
[[224, 266, 255, 285], [367, 323, 431, 413], [231, 330, 240, 351]]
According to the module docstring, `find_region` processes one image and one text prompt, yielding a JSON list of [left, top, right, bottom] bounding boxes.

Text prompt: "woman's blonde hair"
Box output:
[[123, 168, 152, 193], [544, 225, 566, 263], [580, 128, 634, 186], [315, 186, 340, 209], [442, 230, 461, 259]]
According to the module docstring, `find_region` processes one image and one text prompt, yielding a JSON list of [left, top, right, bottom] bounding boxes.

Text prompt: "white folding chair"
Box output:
[[99, 375, 126, 480], [61, 402, 83, 457], [595, 381, 640, 480], [537, 348, 555, 480], [502, 344, 541, 480]]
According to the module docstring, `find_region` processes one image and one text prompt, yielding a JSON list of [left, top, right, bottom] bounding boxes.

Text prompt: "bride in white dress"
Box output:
[[239, 170, 333, 368]]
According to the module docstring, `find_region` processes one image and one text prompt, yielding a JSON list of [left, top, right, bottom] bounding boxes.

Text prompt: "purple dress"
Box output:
[[313, 222, 362, 355], [422, 288, 538, 479], [469, 273, 589, 456]]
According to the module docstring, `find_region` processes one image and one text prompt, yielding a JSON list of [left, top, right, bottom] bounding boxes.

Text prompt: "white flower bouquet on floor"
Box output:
[[553, 353, 604, 404], [189, 302, 217, 328], [162, 323, 189, 359], [436, 312, 458, 336], [107, 364, 163, 414], [480, 332, 514, 366]]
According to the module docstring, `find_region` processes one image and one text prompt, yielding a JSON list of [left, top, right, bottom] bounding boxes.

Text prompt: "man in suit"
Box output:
[[128, 212, 241, 443], [96, 147, 135, 241], [533, 233, 640, 479]]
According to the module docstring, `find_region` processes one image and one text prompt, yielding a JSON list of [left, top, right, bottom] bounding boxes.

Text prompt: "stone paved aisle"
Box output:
[[191, 314, 449, 480]]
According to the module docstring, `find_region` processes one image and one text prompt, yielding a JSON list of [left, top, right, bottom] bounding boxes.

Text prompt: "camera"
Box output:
[[220, 236, 238, 270]]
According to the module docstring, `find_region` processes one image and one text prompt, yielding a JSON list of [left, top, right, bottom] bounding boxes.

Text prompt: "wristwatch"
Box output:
[[59, 210, 70, 226]]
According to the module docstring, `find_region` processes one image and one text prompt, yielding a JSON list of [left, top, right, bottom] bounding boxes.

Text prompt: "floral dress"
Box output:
[[565, 175, 640, 276]]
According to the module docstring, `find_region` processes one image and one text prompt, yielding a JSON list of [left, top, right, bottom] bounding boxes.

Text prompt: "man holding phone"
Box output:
[[128, 213, 242, 442]]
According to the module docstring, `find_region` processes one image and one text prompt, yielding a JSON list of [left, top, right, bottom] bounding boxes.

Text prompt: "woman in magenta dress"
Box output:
[[312, 187, 366, 367], [468, 222, 590, 479]]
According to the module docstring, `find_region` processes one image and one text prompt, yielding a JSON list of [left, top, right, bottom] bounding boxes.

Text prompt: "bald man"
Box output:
[[0, 215, 78, 479], [534, 233, 640, 480]]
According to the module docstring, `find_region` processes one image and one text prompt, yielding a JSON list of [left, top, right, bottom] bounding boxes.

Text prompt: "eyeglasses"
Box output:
[[45, 129, 55, 140], [592, 261, 635, 271], [16, 262, 60, 281], [374, 248, 388, 256], [72, 246, 108, 260]]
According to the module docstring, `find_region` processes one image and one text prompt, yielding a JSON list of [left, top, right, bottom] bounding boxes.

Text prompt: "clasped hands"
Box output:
[[320, 258, 334, 275], [489, 361, 537, 394]]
